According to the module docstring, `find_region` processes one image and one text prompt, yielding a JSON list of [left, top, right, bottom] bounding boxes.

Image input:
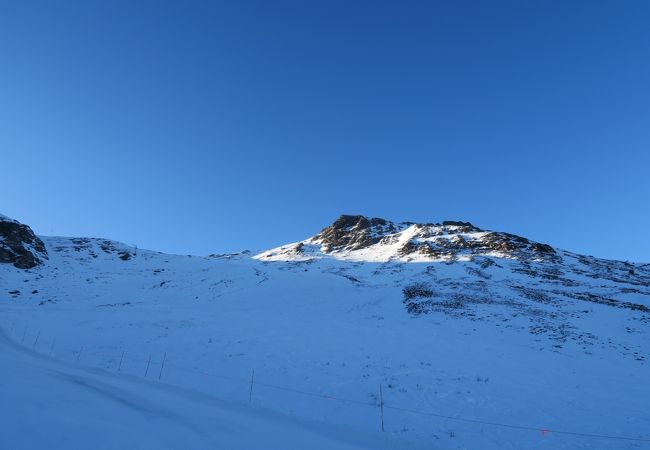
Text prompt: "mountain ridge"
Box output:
[[258, 214, 563, 263], [2, 212, 646, 266]]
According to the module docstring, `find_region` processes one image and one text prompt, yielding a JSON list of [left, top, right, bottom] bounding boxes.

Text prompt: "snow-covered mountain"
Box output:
[[257, 214, 556, 262], [258, 215, 649, 319], [1, 214, 649, 449]]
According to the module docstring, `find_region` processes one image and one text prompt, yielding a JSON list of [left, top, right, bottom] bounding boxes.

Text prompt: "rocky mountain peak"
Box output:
[[258, 214, 557, 262], [313, 215, 398, 253]]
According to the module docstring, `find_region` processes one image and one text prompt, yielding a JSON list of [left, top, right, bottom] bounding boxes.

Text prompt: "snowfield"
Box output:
[[0, 328, 405, 450], [1, 215, 649, 449]]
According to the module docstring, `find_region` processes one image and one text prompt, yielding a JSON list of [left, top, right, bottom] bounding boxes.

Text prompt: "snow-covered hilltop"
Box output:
[[1, 213, 649, 449], [257, 214, 650, 320], [257, 214, 557, 262]]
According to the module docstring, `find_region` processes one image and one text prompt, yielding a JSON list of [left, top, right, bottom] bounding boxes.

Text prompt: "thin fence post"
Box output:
[[50, 339, 56, 356], [117, 350, 125, 372], [32, 331, 40, 348], [249, 369, 255, 403], [76, 346, 84, 364], [158, 352, 167, 380], [380, 384, 385, 432], [21, 327, 27, 343], [144, 355, 152, 377]]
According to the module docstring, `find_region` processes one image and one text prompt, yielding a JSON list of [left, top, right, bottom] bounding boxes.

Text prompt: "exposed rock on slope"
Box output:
[[314, 215, 397, 252], [0, 215, 48, 269]]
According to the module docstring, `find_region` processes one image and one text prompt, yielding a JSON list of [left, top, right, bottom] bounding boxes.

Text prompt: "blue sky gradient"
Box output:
[[1, 1, 649, 261]]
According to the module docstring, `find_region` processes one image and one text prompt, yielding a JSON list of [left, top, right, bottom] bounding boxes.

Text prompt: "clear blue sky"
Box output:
[[1, 1, 649, 261]]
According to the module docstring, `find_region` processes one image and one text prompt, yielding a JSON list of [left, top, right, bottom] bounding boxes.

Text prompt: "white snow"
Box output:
[[0, 328, 405, 450], [1, 224, 649, 449]]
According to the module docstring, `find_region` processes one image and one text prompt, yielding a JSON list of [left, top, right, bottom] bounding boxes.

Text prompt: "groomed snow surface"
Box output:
[[0, 327, 410, 450]]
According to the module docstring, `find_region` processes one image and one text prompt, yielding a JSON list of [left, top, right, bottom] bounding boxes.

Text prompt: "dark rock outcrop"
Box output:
[[0, 215, 48, 269], [314, 215, 396, 253], [313, 215, 556, 260]]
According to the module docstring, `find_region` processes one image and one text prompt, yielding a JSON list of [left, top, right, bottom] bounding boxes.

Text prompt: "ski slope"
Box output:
[[0, 327, 411, 450], [1, 214, 650, 449]]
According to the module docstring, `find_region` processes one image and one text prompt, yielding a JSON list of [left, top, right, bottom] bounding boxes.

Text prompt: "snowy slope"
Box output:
[[1, 214, 649, 449], [0, 328, 406, 450]]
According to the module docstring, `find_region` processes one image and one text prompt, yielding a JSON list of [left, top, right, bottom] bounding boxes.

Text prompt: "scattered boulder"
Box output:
[[118, 251, 132, 261]]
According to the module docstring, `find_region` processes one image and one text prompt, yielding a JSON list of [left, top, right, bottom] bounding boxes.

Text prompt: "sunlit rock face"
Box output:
[[257, 214, 557, 263]]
